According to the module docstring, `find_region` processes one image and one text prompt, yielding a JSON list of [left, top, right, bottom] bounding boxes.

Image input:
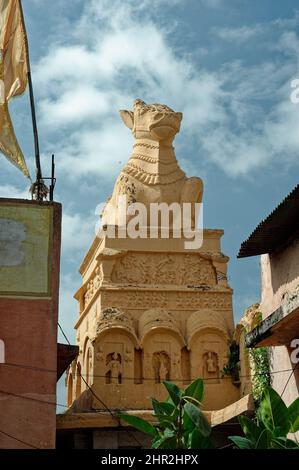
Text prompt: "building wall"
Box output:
[[0, 199, 61, 449], [260, 240, 299, 317], [260, 239, 299, 407]]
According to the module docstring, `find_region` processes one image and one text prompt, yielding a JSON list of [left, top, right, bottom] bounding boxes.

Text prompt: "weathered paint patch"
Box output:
[[0, 204, 52, 295], [0, 218, 26, 266]]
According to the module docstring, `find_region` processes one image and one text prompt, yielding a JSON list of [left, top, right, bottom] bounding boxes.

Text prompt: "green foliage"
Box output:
[[229, 387, 299, 449], [119, 378, 214, 449], [288, 398, 299, 433], [222, 342, 240, 381], [249, 347, 270, 404]]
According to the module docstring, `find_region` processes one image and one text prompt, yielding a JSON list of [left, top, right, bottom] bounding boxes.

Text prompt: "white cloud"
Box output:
[[0, 184, 31, 199], [34, 0, 226, 180], [40, 86, 111, 128], [214, 25, 265, 42], [200, 0, 223, 7], [213, 13, 299, 43], [61, 210, 95, 254], [32, 1, 299, 182]]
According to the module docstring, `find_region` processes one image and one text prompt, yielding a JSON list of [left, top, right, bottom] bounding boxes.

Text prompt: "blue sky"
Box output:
[[1, 0, 299, 407]]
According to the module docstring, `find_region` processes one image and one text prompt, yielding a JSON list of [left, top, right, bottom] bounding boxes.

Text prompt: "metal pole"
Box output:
[[49, 154, 55, 202], [18, 0, 43, 199], [27, 70, 42, 180]]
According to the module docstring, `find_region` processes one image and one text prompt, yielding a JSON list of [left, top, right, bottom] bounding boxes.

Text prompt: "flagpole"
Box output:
[[18, 0, 43, 200]]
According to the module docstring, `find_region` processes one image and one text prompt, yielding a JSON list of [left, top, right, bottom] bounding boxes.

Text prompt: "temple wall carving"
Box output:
[[112, 252, 217, 286]]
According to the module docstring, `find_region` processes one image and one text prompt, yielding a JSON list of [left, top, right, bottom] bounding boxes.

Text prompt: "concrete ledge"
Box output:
[[246, 293, 299, 348], [56, 394, 254, 430]]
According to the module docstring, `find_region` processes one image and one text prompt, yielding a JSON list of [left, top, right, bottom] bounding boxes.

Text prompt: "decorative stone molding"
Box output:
[[186, 309, 229, 349], [139, 308, 185, 346], [122, 162, 186, 186], [101, 290, 232, 311], [83, 266, 103, 308], [96, 307, 139, 347]]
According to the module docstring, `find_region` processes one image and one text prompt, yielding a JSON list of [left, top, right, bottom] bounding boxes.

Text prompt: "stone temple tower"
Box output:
[[66, 100, 241, 421]]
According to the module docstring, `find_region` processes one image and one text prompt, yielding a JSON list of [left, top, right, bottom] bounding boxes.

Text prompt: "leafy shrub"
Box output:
[[119, 378, 214, 449], [229, 387, 299, 449]]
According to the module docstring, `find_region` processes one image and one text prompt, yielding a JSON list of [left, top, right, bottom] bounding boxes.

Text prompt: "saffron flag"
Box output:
[[0, 0, 30, 178]]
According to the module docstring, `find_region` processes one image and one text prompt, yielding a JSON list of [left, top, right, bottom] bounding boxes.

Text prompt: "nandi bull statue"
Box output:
[[101, 99, 203, 230]]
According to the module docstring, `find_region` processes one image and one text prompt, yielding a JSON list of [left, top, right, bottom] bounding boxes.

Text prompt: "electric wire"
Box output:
[[1, 360, 298, 382], [0, 429, 39, 449], [57, 323, 143, 447]]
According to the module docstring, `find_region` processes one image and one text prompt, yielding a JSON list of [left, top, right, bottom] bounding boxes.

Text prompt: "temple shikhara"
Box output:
[[62, 100, 251, 447]]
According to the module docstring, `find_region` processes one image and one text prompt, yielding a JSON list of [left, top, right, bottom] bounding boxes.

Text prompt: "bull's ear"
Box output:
[[176, 112, 183, 122], [119, 110, 134, 129]]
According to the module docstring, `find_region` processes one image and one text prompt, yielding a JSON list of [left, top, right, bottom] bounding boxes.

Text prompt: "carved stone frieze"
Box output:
[[112, 252, 217, 286]]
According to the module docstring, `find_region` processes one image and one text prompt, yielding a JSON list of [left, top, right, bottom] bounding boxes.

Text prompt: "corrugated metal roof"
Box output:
[[238, 184, 299, 258]]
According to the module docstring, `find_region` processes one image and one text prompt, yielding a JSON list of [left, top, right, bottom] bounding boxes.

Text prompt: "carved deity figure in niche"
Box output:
[[206, 351, 217, 372], [106, 352, 122, 384], [203, 351, 219, 380], [152, 351, 170, 383]]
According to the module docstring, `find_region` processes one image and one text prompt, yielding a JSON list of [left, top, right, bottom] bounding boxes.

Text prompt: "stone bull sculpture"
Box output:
[[102, 99, 203, 228]]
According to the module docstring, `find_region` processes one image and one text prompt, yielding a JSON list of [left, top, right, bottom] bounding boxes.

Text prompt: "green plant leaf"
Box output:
[[184, 402, 211, 437], [152, 429, 177, 449], [183, 408, 196, 432], [259, 387, 290, 436], [190, 429, 214, 449], [255, 428, 272, 449], [154, 414, 176, 428], [238, 415, 262, 444], [182, 396, 202, 407], [152, 435, 163, 449], [229, 436, 253, 449], [271, 437, 299, 449], [152, 398, 175, 416], [163, 381, 182, 406], [288, 397, 299, 433], [184, 378, 204, 403], [119, 413, 157, 437], [160, 437, 178, 449]]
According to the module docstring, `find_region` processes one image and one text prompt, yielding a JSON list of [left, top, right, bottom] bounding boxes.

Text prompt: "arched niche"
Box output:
[[82, 335, 91, 361], [67, 373, 73, 407], [139, 309, 185, 384], [86, 348, 93, 386], [75, 363, 82, 398], [140, 326, 185, 385], [82, 336, 93, 390], [188, 327, 230, 384], [94, 328, 138, 386]]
